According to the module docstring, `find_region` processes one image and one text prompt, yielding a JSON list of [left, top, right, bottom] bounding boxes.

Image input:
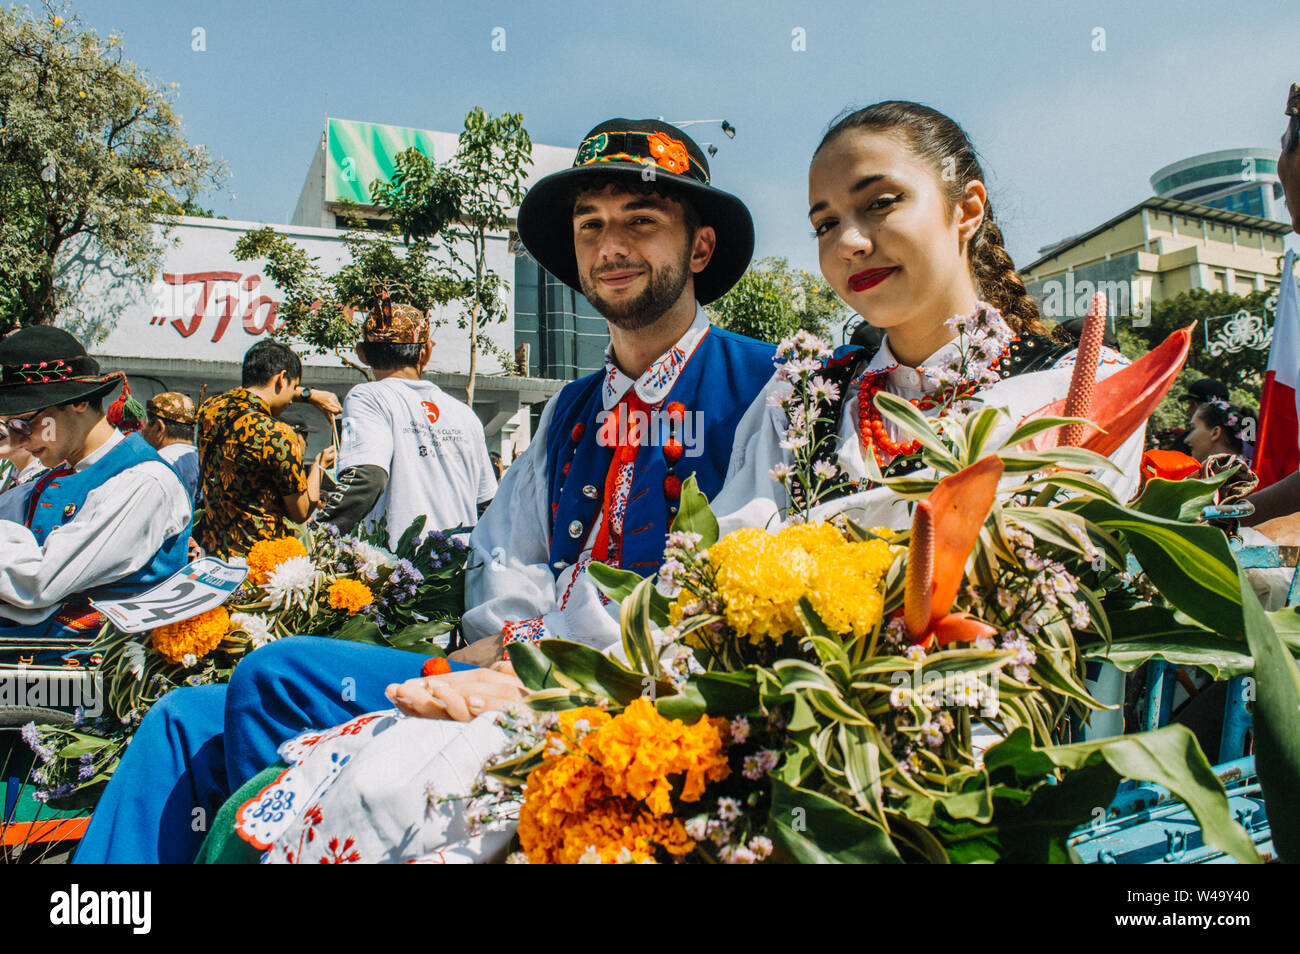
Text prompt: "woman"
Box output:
[[712, 101, 1139, 533], [209, 102, 1150, 863], [1185, 398, 1248, 464]]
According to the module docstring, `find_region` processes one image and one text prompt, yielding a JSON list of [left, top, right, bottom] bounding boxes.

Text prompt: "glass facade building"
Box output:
[[513, 246, 610, 382], [1150, 149, 1286, 224]]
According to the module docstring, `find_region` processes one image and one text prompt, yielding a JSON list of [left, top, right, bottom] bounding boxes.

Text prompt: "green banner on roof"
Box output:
[[326, 118, 442, 204]]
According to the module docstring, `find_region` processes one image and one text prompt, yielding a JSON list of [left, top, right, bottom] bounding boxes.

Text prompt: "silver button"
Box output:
[[582, 484, 599, 499], [553, 560, 568, 570], [568, 520, 584, 538]]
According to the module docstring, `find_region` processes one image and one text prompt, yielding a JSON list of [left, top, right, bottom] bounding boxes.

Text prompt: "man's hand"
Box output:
[[448, 632, 506, 667], [314, 446, 337, 470], [307, 389, 342, 416], [187, 538, 205, 562], [384, 662, 523, 721]]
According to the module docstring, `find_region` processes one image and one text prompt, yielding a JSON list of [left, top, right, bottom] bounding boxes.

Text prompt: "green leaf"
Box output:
[[767, 778, 902, 863], [506, 641, 557, 692], [392, 514, 428, 556], [1084, 605, 1252, 679], [327, 615, 385, 646], [670, 474, 718, 548], [1000, 415, 1088, 449], [998, 447, 1120, 474], [872, 391, 960, 471], [1003, 725, 1261, 864], [585, 562, 669, 624], [1237, 570, 1300, 863], [537, 639, 673, 704], [965, 405, 1007, 460], [619, 576, 662, 677], [1130, 472, 1231, 522], [386, 620, 453, 652], [655, 671, 761, 722]]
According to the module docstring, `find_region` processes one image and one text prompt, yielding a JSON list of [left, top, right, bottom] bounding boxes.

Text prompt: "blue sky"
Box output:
[[71, 0, 1300, 273]]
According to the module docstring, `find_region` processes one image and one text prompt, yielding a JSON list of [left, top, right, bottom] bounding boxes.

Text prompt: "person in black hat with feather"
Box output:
[[0, 327, 191, 660], [75, 118, 777, 862]]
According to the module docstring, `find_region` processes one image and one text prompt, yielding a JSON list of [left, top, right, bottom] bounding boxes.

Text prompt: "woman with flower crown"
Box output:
[[202, 102, 1156, 864]]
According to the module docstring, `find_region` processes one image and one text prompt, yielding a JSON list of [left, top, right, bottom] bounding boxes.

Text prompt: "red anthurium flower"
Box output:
[[905, 456, 1005, 645], [1017, 323, 1194, 456]]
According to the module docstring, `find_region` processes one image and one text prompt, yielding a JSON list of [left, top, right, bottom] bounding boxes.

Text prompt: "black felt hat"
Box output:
[[0, 326, 121, 415], [516, 118, 754, 305], [1184, 378, 1230, 404]]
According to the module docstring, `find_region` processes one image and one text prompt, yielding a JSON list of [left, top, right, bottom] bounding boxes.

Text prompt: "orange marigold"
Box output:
[[517, 698, 729, 863], [327, 578, 374, 615], [246, 536, 307, 586], [151, 605, 230, 665]]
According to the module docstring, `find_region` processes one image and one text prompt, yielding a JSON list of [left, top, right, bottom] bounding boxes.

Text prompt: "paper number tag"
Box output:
[[92, 558, 249, 633]]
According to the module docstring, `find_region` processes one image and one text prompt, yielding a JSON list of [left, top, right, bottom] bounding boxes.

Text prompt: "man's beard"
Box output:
[[578, 245, 692, 331]]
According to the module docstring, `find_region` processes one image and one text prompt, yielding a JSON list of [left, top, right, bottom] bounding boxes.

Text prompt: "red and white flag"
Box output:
[[1256, 248, 1300, 488]]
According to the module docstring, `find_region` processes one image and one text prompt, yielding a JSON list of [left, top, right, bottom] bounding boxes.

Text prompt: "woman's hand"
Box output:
[[384, 662, 523, 722]]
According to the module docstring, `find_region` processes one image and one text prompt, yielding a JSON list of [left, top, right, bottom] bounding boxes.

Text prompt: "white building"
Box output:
[[62, 117, 599, 462]]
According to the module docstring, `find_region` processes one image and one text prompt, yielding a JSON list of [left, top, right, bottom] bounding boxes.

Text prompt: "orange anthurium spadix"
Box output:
[[1060, 292, 1108, 447], [1017, 323, 1195, 457], [904, 456, 1005, 645]]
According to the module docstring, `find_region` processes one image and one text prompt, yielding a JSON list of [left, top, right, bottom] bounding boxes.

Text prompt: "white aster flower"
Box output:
[[264, 555, 316, 611], [812, 460, 838, 481], [577, 846, 602, 864], [505, 852, 530, 864]]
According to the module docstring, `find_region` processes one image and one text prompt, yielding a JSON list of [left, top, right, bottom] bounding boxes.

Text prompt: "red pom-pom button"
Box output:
[[665, 401, 686, 423], [571, 423, 585, 442], [422, 656, 451, 677], [663, 438, 684, 463], [664, 475, 682, 499], [562, 461, 571, 475]]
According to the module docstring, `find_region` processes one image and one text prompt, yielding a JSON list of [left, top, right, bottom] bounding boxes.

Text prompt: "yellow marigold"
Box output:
[[151, 605, 230, 665], [773, 521, 847, 556], [246, 536, 307, 586], [709, 529, 811, 642], [805, 538, 895, 638], [327, 578, 374, 615]]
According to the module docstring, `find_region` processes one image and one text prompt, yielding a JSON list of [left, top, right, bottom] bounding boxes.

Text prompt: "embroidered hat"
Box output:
[[0, 326, 124, 415], [363, 302, 430, 344], [147, 391, 197, 425], [516, 118, 754, 305]]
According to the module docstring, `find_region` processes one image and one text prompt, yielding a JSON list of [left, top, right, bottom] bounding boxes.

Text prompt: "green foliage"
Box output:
[[1116, 287, 1278, 437], [0, 2, 225, 331], [231, 223, 464, 371], [706, 256, 845, 344]]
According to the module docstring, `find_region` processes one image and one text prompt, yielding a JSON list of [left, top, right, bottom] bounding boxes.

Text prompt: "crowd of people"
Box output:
[[0, 84, 1297, 863]]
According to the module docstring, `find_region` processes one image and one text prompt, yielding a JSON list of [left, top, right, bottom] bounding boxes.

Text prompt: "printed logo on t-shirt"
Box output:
[[421, 401, 440, 424]]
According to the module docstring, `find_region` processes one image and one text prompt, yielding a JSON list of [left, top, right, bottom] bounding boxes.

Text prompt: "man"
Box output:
[[195, 340, 340, 558], [0, 328, 191, 662], [1242, 84, 1300, 526], [316, 299, 496, 545], [142, 391, 200, 504], [76, 118, 775, 862]]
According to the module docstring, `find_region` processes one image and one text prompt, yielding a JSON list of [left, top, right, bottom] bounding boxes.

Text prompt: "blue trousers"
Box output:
[[74, 636, 468, 864]]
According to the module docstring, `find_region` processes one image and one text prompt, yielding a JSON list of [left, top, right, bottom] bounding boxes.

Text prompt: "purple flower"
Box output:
[[21, 722, 56, 764], [77, 753, 95, 782]]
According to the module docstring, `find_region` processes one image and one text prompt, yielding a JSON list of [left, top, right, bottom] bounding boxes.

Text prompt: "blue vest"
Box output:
[[545, 326, 774, 578], [1, 433, 192, 642]]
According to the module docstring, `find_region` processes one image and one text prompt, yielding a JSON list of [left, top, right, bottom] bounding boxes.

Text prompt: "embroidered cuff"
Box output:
[[502, 617, 547, 645]]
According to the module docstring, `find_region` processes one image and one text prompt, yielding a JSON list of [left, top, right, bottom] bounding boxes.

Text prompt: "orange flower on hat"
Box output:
[[647, 132, 690, 176]]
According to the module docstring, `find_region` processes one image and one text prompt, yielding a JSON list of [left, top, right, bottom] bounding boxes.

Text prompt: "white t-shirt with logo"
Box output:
[[338, 378, 497, 547]]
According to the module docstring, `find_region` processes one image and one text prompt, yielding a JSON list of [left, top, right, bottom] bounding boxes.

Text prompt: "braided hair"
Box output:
[[814, 101, 1047, 336]]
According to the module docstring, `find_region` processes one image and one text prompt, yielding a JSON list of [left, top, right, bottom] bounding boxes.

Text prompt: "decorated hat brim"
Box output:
[[516, 161, 754, 306], [0, 377, 120, 417]]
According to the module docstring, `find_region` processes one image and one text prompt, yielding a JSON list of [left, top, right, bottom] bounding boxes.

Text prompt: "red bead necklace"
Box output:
[[856, 370, 978, 470]]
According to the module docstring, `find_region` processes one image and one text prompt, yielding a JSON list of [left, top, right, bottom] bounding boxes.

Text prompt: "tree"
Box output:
[[1116, 286, 1280, 435], [376, 108, 532, 407], [232, 218, 464, 378], [706, 256, 845, 344], [0, 2, 224, 333]]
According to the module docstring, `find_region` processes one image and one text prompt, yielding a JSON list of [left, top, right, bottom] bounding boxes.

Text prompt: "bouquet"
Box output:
[[26, 517, 471, 807], [462, 325, 1300, 863]]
